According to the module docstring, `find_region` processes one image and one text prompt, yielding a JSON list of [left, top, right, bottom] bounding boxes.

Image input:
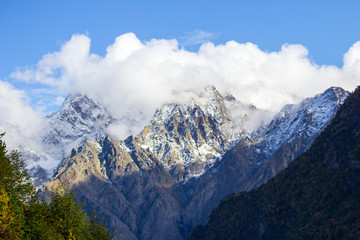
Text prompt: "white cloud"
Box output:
[[9, 33, 360, 139], [105, 32, 143, 62], [342, 41, 360, 88], [0, 81, 47, 152]]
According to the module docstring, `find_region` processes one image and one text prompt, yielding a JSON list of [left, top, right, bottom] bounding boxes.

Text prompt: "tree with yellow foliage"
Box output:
[[0, 188, 23, 239]]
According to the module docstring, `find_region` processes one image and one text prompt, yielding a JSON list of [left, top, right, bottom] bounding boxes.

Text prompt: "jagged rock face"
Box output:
[[40, 86, 350, 240], [135, 86, 258, 181]]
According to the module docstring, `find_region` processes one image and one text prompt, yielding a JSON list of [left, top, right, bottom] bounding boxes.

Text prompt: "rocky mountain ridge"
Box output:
[[28, 86, 267, 186], [39, 86, 349, 239]]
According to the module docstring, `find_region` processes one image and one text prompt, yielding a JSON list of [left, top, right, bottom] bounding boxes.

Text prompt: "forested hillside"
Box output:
[[189, 86, 360, 240]]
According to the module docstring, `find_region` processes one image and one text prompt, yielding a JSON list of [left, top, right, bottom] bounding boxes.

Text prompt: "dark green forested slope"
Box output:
[[189, 86, 360, 240]]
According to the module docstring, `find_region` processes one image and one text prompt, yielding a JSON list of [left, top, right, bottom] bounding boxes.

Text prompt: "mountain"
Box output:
[[189, 86, 360, 240], [25, 93, 114, 187], [39, 86, 349, 239]]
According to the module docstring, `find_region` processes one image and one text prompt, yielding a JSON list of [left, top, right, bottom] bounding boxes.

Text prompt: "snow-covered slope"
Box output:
[[248, 87, 350, 166], [45, 93, 113, 145]]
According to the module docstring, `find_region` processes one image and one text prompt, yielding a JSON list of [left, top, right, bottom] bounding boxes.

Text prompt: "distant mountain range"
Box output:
[[31, 86, 349, 239], [189, 86, 360, 240]]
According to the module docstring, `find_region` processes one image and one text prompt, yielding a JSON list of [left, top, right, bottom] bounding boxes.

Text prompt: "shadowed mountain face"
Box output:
[[40, 86, 349, 239]]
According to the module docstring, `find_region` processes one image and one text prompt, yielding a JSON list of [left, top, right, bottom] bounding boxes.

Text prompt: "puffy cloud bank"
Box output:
[[0, 81, 47, 152], [6, 32, 360, 140]]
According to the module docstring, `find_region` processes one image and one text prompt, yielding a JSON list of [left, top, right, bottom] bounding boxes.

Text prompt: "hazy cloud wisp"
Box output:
[[179, 30, 219, 46]]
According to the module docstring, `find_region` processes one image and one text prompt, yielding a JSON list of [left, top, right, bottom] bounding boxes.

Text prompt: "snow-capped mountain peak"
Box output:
[[132, 86, 267, 180], [252, 86, 350, 162], [45, 93, 113, 145]]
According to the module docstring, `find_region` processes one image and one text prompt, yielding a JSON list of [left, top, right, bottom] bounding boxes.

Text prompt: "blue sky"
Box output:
[[2, 0, 360, 80], [0, 0, 359, 118]]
